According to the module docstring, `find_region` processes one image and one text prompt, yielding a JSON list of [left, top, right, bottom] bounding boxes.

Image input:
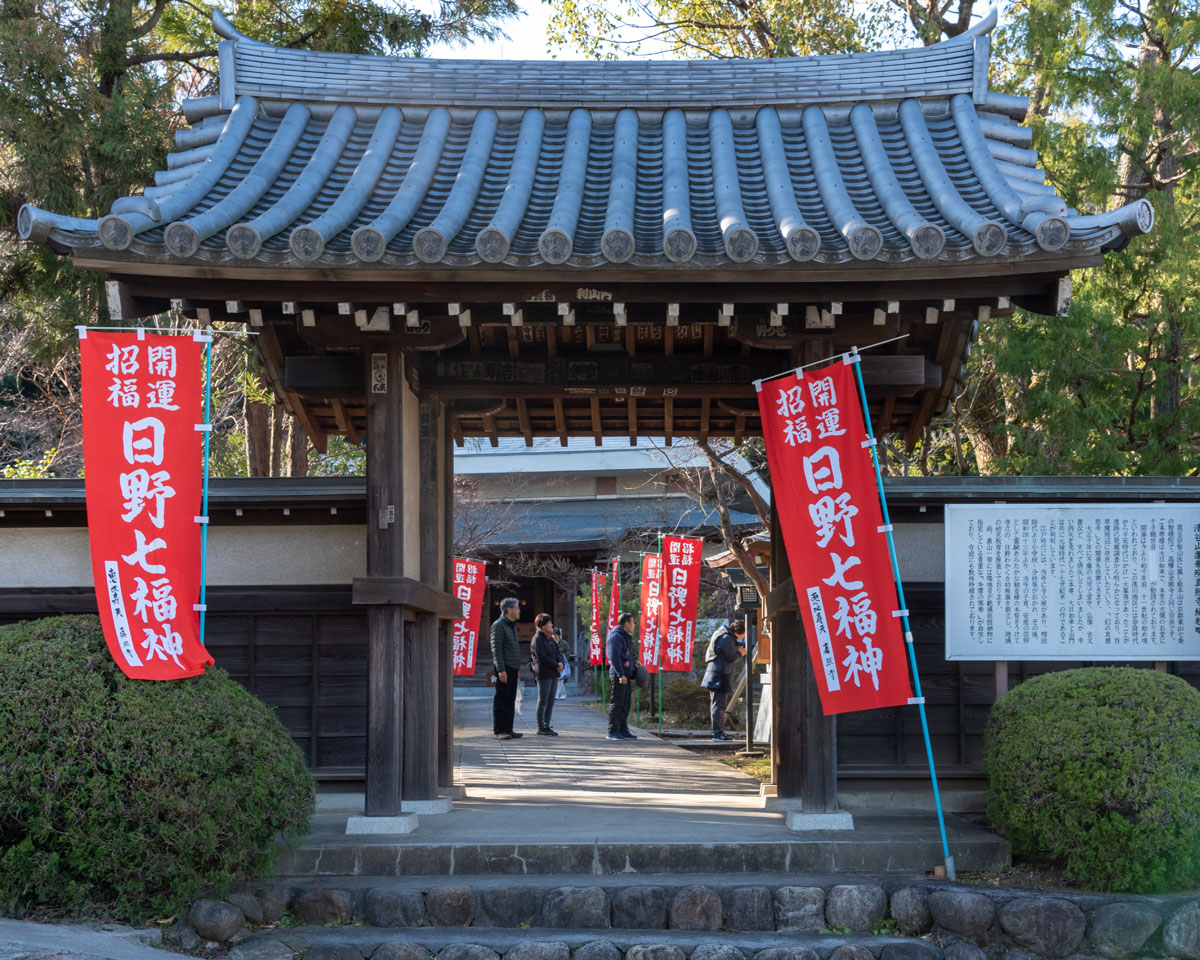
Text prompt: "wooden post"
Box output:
[[438, 408, 455, 789], [994, 661, 1008, 699], [770, 500, 836, 810], [365, 345, 405, 817], [403, 399, 442, 801]]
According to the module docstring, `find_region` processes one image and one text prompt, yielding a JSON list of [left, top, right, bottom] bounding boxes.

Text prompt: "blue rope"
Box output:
[[198, 330, 213, 647], [848, 347, 954, 878]]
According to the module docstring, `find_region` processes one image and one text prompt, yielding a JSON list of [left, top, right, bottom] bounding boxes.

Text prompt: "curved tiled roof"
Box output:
[[20, 9, 1153, 272]]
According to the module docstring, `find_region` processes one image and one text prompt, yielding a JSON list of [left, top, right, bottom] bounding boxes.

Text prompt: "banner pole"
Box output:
[[848, 345, 954, 880], [657, 532, 664, 737], [197, 327, 214, 648]]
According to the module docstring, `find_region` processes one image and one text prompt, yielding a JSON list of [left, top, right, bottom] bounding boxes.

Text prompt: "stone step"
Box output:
[[231, 925, 936, 960]]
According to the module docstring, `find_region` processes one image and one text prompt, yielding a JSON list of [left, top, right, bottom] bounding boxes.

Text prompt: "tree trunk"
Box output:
[[244, 396, 271, 476], [269, 402, 285, 477], [288, 416, 310, 477]]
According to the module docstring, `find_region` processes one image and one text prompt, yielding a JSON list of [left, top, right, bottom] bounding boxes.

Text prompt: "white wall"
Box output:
[[0, 525, 367, 588]]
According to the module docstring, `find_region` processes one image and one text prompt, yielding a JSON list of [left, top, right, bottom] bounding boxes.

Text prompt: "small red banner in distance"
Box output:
[[640, 553, 663, 672], [451, 558, 487, 676], [659, 535, 704, 672]]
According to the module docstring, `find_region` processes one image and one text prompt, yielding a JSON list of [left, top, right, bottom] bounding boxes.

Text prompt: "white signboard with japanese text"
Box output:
[[945, 504, 1200, 660]]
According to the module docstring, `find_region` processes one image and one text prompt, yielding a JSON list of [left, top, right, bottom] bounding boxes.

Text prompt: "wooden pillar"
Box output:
[[365, 345, 406, 817], [438, 409, 455, 788], [403, 399, 442, 801], [769, 500, 837, 810]]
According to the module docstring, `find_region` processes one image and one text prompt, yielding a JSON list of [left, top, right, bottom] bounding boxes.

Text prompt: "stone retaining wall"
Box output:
[[174, 880, 1200, 960]]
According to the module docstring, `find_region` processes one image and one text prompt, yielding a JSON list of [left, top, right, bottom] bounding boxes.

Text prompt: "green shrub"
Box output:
[[0, 615, 315, 921], [983, 666, 1200, 892], [661, 676, 712, 727]]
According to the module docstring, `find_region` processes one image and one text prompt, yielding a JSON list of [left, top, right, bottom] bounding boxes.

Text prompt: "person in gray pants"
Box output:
[[490, 597, 523, 740]]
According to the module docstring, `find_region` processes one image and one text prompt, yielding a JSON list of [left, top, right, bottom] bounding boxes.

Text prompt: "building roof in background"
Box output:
[[20, 9, 1152, 273]]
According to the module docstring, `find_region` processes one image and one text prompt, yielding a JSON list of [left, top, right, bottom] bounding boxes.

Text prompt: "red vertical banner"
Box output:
[[757, 358, 913, 715], [451, 558, 487, 676], [639, 553, 663, 672], [589, 570, 607, 665], [659, 535, 703, 671], [607, 557, 621, 635], [80, 331, 213, 680]]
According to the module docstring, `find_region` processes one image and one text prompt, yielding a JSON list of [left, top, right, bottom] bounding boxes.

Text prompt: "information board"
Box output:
[[945, 504, 1200, 661]]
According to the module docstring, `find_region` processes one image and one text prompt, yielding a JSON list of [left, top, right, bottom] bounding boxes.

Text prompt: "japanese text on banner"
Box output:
[[589, 570, 607, 665], [451, 559, 487, 676], [640, 553, 663, 671], [81, 332, 213, 680], [608, 557, 621, 637], [756, 360, 912, 714], [659, 535, 703, 671]]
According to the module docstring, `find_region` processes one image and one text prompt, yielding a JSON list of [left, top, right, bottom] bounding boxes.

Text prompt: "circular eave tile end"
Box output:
[[97, 215, 134, 251], [475, 228, 510, 264], [724, 227, 759, 263], [910, 223, 946, 260], [973, 221, 1008, 257], [226, 224, 262, 259], [164, 222, 200, 258], [290, 226, 325, 262], [786, 227, 821, 262], [1135, 198, 1154, 234], [1035, 216, 1070, 252], [351, 228, 386, 263], [539, 229, 573, 265], [17, 205, 34, 240], [663, 228, 697, 263], [413, 228, 447, 264], [848, 225, 883, 261], [602, 228, 634, 264]]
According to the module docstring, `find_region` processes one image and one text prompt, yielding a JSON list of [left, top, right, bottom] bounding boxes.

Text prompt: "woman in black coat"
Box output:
[[531, 613, 565, 735], [701, 620, 746, 741]]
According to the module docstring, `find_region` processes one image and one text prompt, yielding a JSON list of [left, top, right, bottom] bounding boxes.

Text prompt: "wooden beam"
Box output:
[[553, 398, 567, 446], [331, 398, 360, 445], [734, 414, 745, 445], [516, 398, 533, 446], [590, 398, 601, 445], [506, 325, 519, 359], [353, 577, 464, 621], [483, 412, 499, 447], [699, 397, 710, 445], [664, 398, 674, 445], [628, 397, 637, 445], [290, 397, 328, 455]]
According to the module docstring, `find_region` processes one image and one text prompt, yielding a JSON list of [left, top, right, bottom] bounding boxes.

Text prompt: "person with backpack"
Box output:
[[530, 613, 565, 736], [701, 620, 747, 741]]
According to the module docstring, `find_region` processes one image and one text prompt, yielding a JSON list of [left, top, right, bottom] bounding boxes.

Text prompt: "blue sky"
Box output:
[[426, 0, 559, 59]]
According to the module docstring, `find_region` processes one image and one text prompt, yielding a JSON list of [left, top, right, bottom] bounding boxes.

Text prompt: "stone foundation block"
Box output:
[[1163, 901, 1200, 960], [727, 887, 773, 932], [1088, 901, 1162, 959], [774, 887, 825, 931], [427, 885, 476, 927], [188, 899, 245, 942], [998, 897, 1086, 958], [612, 886, 667, 929], [506, 942, 571, 960], [929, 891, 995, 939], [825, 884, 887, 933], [366, 888, 426, 928], [573, 941, 621, 960], [543, 887, 611, 929], [669, 885, 723, 931], [626, 944, 685, 960], [375, 943, 436, 960], [478, 887, 541, 928], [890, 887, 932, 935]]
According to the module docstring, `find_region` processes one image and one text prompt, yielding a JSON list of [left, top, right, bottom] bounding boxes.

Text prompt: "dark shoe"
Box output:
[[496, 733, 513, 740], [712, 732, 733, 741], [509, 731, 524, 738], [620, 731, 638, 740], [536, 728, 553, 736], [606, 733, 624, 740], [545, 728, 559, 736]]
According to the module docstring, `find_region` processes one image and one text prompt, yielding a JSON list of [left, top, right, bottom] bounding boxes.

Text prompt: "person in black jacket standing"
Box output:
[[606, 612, 638, 741], [490, 597, 524, 740], [702, 620, 747, 741], [530, 612, 564, 735]]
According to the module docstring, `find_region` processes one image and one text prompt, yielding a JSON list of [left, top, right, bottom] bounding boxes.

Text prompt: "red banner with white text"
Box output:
[[757, 358, 913, 714], [659, 535, 703, 671], [81, 331, 213, 680], [451, 558, 487, 676], [589, 570, 607, 665], [639, 553, 663, 672], [607, 557, 621, 635]]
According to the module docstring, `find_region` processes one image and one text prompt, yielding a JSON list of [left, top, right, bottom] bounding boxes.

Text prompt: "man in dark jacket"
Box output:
[[490, 597, 523, 740], [702, 620, 747, 741], [606, 612, 638, 740]]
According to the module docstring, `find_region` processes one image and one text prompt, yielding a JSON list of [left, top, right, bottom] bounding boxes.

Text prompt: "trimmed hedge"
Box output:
[[0, 615, 315, 921], [984, 666, 1200, 892]]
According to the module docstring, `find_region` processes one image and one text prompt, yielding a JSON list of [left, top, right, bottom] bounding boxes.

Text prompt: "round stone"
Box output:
[[426, 885, 476, 927], [998, 897, 1087, 958], [828, 946, 874, 960], [691, 945, 745, 960], [305, 947, 366, 960], [943, 944, 987, 960], [669, 885, 722, 931], [438, 946, 500, 960], [227, 892, 264, 926], [625, 945, 685, 960], [1163, 901, 1200, 959], [890, 887, 932, 935], [573, 941, 621, 960], [188, 899, 245, 942], [825, 883, 887, 933], [774, 887, 825, 931], [295, 888, 353, 926], [253, 886, 292, 924], [928, 890, 996, 938], [1088, 901, 1162, 958], [612, 886, 666, 929], [365, 887, 426, 927], [478, 887, 541, 928], [542, 886, 610, 929], [229, 940, 296, 960], [727, 887, 772, 932], [375, 943, 436, 960], [880, 945, 941, 960], [505, 942, 570, 960], [753, 950, 819, 960]]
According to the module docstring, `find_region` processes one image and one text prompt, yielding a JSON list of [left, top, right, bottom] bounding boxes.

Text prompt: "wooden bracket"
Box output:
[[352, 577, 464, 621]]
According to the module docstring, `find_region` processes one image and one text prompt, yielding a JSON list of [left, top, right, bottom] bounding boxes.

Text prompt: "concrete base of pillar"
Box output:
[[440, 785, 467, 800], [345, 814, 419, 835], [401, 796, 453, 814], [786, 811, 854, 831]]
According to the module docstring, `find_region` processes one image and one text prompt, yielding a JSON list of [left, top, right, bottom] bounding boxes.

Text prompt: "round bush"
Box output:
[[0, 615, 315, 920], [983, 666, 1200, 892]]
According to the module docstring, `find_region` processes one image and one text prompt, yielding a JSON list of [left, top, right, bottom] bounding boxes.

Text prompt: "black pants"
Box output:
[[609, 676, 632, 734], [536, 676, 557, 731], [710, 689, 729, 735], [493, 667, 519, 734]]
